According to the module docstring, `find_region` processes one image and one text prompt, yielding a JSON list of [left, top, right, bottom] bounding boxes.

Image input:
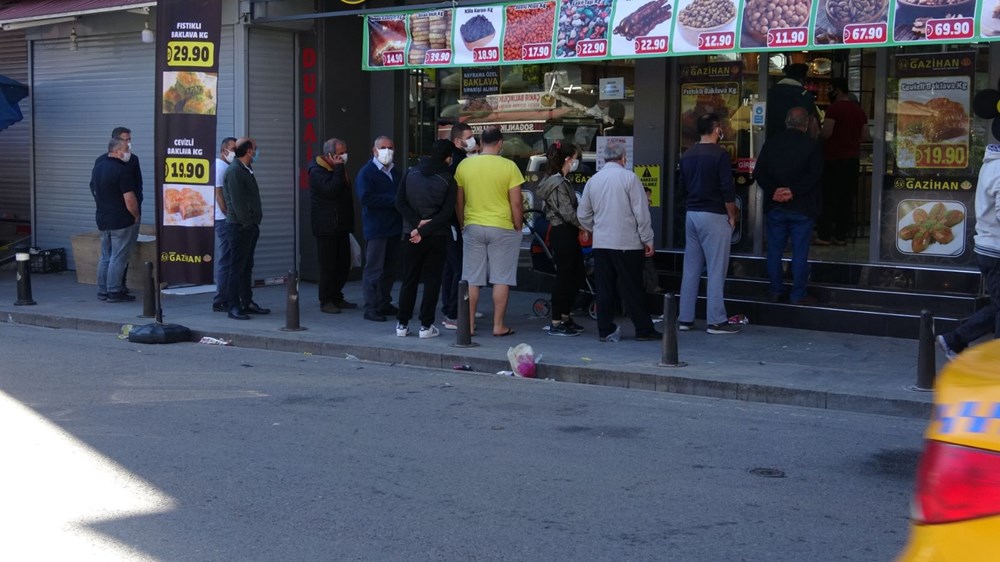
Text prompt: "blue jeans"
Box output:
[[213, 218, 233, 307], [679, 211, 732, 325], [945, 253, 1000, 352], [766, 208, 813, 301], [97, 224, 139, 295]]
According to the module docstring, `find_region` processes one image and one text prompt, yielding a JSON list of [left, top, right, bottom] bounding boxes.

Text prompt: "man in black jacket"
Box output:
[[765, 63, 820, 138], [755, 107, 824, 305], [308, 137, 356, 314], [440, 123, 475, 328]]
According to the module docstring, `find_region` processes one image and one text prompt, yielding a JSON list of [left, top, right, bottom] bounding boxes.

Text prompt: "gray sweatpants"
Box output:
[[679, 211, 732, 326]]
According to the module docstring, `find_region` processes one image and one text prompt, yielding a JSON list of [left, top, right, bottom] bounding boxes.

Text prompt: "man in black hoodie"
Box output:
[[440, 123, 475, 328], [308, 138, 356, 314], [394, 139, 457, 338], [755, 107, 824, 305], [765, 63, 820, 138]]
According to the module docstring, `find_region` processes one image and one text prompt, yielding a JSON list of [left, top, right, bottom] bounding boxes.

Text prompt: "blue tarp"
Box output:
[[0, 75, 28, 132]]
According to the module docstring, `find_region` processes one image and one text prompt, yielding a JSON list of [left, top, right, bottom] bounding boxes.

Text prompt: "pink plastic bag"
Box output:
[[506, 343, 537, 378]]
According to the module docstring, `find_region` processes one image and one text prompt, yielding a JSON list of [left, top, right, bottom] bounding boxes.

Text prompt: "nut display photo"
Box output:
[[740, 0, 813, 47], [453, 8, 503, 64], [672, 0, 737, 52]]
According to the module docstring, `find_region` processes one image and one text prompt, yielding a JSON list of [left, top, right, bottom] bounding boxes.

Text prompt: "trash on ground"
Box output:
[[119, 324, 133, 339], [506, 343, 537, 378], [729, 314, 750, 325], [453, 364, 476, 372], [345, 354, 359, 361], [198, 336, 232, 346]]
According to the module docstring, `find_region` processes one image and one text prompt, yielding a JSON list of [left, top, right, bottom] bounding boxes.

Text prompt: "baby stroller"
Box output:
[[525, 208, 598, 321]]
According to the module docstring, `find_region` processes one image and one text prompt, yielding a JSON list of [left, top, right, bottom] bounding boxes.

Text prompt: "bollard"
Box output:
[[657, 293, 685, 367], [450, 280, 478, 348], [14, 252, 36, 306], [907, 309, 935, 392], [139, 261, 155, 318], [280, 269, 306, 332]]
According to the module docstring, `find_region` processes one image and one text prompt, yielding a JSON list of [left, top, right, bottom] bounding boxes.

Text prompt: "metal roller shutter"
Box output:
[[216, 25, 235, 146], [247, 28, 295, 280], [32, 33, 154, 268], [0, 30, 31, 223]]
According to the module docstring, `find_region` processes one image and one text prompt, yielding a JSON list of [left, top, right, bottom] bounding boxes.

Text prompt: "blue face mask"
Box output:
[[252, 148, 260, 163]]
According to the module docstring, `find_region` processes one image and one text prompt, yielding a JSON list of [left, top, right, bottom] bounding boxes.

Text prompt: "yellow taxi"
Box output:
[[897, 339, 1000, 562]]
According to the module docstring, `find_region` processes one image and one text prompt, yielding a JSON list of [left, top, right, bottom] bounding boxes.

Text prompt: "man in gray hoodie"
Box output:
[[937, 143, 1000, 359]]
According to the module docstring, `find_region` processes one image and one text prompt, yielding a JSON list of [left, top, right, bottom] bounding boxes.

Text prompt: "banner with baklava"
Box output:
[[363, 0, 999, 70], [879, 51, 977, 266], [154, 0, 221, 286]]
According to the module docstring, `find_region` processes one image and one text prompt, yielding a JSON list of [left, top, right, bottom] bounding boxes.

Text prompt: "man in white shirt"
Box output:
[[577, 143, 659, 342], [212, 137, 237, 312]]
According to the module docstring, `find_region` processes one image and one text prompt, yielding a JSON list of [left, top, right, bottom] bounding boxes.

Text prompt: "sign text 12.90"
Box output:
[[165, 158, 209, 184]]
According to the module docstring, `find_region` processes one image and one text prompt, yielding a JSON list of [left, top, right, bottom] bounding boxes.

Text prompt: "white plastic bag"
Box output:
[[349, 234, 362, 268], [506, 343, 537, 378]]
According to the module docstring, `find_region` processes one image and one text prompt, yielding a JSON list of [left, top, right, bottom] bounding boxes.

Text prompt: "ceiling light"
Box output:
[[141, 19, 154, 43], [69, 27, 78, 51]]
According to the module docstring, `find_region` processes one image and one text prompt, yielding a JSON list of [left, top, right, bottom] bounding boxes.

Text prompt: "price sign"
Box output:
[[164, 158, 211, 184], [423, 49, 452, 65], [473, 46, 500, 63], [166, 41, 215, 67], [843, 23, 887, 45], [766, 27, 808, 48], [697, 31, 735, 50], [634, 35, 668, 55], [924, 18, 974, 40], [915, 144, 968, 168], [521, 43, 551, 61], [382, 51, 404, 66], [575, 39, 608, 57]]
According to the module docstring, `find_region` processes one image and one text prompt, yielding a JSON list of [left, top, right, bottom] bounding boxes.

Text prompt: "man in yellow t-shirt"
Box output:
[[454, 127, 525, 337]]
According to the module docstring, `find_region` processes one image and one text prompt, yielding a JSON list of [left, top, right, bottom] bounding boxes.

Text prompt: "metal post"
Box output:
[[658, 293, 685, 367], [451, 280, 478, 348], [139, 261, 155, 318], [280, 269, 306, 332], [907, 309, 935, 392], [14, 252, 35, 306]]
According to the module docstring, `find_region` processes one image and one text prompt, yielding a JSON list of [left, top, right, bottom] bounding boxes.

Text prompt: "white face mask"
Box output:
[[376, 148, 394, 165], [127, 142, 132, 151], [463, 137, 476, 152], [223, 151, 235, 164], [121, 152, 132, 163], [569, 158, 579, 172], [339, 153, 348, 164]]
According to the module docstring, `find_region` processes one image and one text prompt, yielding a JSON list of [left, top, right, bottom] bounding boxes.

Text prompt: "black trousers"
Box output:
[[817, 157, 859, 242], [439, 229, 463, 319], [397, 235, 447, 328], [315, 233, 351, 305], [593, 248, 654, 338], [226, 223, 258, 311], [549, 223, 585, 319]]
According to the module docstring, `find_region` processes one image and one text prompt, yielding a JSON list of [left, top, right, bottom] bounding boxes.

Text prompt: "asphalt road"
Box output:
[[0, 322, 925, 562]]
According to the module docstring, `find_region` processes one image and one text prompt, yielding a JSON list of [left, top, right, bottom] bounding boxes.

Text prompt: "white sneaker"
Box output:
[[936, 335, 958, 361], [395, 323, 409, 337], [419, 324, 440, 339], [600, 324, 621, 343], [442, 317, 458, 330]]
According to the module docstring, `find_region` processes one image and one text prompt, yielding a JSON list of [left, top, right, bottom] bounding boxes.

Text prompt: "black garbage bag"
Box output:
[[128, 323, 191, 344]]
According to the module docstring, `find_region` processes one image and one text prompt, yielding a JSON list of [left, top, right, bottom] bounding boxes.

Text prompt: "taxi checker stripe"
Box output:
[[933, 402, 1000, 434]]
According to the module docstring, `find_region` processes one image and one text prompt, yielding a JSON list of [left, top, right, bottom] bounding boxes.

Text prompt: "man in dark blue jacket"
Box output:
[[309, 137, 355, 314], [355, 135, 402, 321], [755, 107, 824, 305], [90, 138, 140, 303]]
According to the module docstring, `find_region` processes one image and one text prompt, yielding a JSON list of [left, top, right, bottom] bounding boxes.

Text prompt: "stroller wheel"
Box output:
[[533, 298, 551, 318], [588, 301, 598, 320]]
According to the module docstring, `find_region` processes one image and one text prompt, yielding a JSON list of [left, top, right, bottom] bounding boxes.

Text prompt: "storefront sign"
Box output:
[[634, 164, 660, 207], [595, 136, 634, 170], [486, 92, 546, 112], [678, 62, 741, 160], [880, 51, 977, 266], [362, 0, 1000, 70], [599, 77, 625, 100], [154, 0, 222, 286], [461, 68, 501, 97]]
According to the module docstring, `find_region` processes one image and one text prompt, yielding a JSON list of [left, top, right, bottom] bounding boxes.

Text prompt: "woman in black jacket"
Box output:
[[394, 139, 457, 338]]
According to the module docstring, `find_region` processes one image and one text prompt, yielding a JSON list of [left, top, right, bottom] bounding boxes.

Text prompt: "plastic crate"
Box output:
[[29, 247, 66, 274]]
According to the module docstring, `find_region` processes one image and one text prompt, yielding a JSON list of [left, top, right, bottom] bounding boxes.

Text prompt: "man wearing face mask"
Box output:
[[223, 137, 270, 320], [677, 113, 740, 334], [90, 138, 140, 303], [440, 123, 476, 329], [212, 137, 237, 312], [95, 126, 143, 297], [309, 137, 356, 314], [355, 135, 403, 322]]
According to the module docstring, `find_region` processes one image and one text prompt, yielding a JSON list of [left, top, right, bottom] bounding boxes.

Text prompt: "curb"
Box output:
[[2, 310, 933, 420]]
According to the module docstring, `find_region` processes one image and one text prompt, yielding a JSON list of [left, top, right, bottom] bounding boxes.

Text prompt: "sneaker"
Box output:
[[936, 335, 958, 361], [562, 318, 585, 333], [474, 311, 484, 319], [548, 322, 580, 337], [333, 299, 358, 309], [599, 324, 621, 343], [212, 303, 228, 312], [395, 323, 410, 337], [364, 311, 387, 322], [442, 317, 458, 330], [97, 292, 109, 301], [707, 322, 740, 334], [321, 302, 341, 314], [419, 325, 440, 339], [636, 330, 663, 341], [678, 321, 694, 331], [106, 292, 136, 303]]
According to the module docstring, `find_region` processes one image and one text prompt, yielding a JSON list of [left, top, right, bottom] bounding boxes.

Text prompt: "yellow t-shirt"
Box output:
[[454, 154, 525, 230]]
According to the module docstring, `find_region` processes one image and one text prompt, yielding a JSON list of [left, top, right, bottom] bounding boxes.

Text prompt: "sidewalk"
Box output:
[[0, 269, 938, 419]]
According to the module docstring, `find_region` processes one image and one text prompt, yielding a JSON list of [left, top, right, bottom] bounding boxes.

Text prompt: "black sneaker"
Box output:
[[678, 321, 694, 331], [212, 303, 228, 312], [97, 292, 109, 301], [707, 322, 740, 334], [635, 330, 663, 341], [562, 318, 585, 333], [548, 322, 580, 337], [245, 301, 270, 314], [106, 292, 136, 303]]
